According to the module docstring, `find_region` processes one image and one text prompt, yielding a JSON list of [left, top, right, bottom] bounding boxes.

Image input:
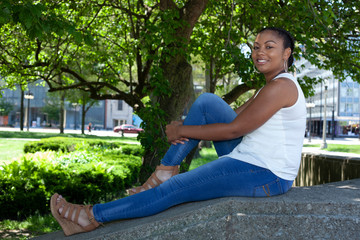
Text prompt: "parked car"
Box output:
[[113, 124, 144, 134]]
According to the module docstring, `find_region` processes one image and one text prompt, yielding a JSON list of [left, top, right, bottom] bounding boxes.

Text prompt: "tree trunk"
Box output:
[[139, 0, 209, 182], [81, 104, 86, 134], [59, 91, 65, 134], [20, 89, 24, 131]]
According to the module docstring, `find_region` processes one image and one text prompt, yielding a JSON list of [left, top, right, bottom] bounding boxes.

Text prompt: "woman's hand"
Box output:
[[166, 121, 189, 145]]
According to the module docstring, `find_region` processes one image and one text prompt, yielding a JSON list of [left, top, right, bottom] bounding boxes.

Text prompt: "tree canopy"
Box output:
[[0, 0, 359, 175]]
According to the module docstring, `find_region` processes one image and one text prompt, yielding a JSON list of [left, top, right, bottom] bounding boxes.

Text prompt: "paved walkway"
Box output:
[[0, 127, 135, 138]]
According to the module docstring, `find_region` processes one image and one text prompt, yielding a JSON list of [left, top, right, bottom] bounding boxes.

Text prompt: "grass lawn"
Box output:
[[303, 144, 360, 154], [189, 147, 218, 170], [0, 139, 30, 165]]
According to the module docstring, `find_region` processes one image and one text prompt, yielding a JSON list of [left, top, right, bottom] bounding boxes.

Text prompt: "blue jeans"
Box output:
[[93, 93, 293, 223]]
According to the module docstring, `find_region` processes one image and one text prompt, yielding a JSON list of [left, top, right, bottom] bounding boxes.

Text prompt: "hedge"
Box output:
[[23, 137, 127, 154], [1, 138, 143, 220]]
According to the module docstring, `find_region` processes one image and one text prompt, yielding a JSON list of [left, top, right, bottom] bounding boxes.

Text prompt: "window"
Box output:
[[118, 100, 123, 111], [354, 103, 359, 114], [354, 88, 359, 97], [340, 88, 347, 98], [346, 88, 353, 97], [346, 103, 353, 113]]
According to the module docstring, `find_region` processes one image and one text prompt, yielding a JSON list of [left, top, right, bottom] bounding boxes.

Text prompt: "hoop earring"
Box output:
[[284, 60, 288, 73]]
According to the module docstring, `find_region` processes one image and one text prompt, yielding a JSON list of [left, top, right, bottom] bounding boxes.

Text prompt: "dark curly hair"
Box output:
[[259, 27, 295, 68]]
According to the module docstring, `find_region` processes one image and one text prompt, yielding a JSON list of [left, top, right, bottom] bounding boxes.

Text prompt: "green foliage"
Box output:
[[0, 141, 142, 220], [23, 137, 133, 153], [137, 65, 171, 161], [121, 145, 144, 157], [23, 137, 78, 153], [0, 0, 93, 42]]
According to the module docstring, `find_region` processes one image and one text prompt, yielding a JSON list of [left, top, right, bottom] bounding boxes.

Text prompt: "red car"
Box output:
[[113, 124, 144, 134]]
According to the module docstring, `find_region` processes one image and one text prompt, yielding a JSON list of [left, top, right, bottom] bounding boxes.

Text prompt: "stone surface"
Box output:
[[33, 178, 360, 240]]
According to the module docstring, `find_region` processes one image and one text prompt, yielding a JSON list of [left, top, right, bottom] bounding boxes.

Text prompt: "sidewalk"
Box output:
[[0, 126, 132, 138]]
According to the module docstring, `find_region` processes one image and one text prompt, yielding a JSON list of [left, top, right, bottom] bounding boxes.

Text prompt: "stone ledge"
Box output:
[[34, 179, 360, 240]]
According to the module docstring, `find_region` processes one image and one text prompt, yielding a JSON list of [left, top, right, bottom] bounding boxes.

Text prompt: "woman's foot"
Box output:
[[129, 164, 179, 195], [50, 193, 101, 236]]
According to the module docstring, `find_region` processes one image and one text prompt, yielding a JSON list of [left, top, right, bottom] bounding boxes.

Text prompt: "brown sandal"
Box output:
[[50, 193, 101, 236], [129, 165, 179, 196]]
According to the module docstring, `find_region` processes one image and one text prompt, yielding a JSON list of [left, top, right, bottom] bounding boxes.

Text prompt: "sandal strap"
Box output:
[[156, 165, 179, 172], [59, 198, 84, 225], [145, 172, 162, 189], [84, 205, 100, 228], [130, 165, 179, 195]]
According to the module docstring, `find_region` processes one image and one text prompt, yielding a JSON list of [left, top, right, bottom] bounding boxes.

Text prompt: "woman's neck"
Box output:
[[265, 69, 286, 83]]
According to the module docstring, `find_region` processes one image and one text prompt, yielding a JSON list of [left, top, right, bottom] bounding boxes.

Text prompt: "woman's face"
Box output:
[[251, 30, 290, 79]]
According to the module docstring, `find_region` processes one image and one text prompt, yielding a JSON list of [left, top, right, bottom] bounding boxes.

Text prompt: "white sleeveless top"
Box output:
[[224, 73, 306, 180]]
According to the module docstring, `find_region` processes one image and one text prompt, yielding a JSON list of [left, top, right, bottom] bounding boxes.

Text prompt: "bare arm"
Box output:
[[234, 91, 257, 115], [166, 78, 298, 142]]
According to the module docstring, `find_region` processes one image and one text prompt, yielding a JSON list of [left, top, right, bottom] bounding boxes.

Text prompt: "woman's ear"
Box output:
[[283, 47, 291, 61]]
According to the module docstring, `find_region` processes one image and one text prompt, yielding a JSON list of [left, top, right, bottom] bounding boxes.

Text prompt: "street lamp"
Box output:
[[24, 92, 34, 132], [306, 102, 316, 142], [320, 85, 328, 149]]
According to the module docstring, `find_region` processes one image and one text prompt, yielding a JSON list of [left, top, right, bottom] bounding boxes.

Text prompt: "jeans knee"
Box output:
[[194, 93, 220, 107]]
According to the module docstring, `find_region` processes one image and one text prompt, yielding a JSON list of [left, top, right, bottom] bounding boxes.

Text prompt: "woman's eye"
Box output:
[[266, 46, 273, 49], [253, 46, 259, 50]]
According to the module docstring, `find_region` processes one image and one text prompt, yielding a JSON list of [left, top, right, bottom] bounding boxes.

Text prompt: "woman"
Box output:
[[50, 27, 306, 236]]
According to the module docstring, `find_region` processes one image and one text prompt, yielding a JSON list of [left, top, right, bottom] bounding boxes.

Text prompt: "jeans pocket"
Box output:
[[253, 178, 283, 197]]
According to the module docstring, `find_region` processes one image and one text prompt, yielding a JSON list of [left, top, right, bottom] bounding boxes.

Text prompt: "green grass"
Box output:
[[303, 144, 360, 154], [189, 147, 218, 170], [327, 144, 360, 154], [0, 139, 30, 165], [0, 214, 60, 239]]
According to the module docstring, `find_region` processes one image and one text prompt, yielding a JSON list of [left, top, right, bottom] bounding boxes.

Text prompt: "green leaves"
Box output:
[[0, 137, 142, 220]]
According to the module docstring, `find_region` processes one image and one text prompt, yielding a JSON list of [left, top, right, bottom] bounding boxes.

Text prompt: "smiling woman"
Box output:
[[50, 27, 307, 237]]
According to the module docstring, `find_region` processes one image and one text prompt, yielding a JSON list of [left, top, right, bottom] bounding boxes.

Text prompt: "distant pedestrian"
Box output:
[[88, 122, 92, 133]]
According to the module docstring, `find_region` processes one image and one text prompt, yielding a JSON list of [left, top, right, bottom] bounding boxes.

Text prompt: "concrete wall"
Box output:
[[34, 179, 360, 240]]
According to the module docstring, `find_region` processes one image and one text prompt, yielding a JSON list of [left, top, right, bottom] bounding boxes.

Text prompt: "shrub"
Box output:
[[23, 138, 79, 153], [0, 149, 142, 220], [23, 137, 127, 154], [120, 145, 144, 157]]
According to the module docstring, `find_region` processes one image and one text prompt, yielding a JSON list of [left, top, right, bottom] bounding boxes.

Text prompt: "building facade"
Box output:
[[104, 100, 133, 130], [0, 80, 134, 130], [296, 58, 360, 138]]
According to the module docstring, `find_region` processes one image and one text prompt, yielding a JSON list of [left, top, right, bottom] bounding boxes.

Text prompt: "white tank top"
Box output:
[[225, 73, 306, 180]]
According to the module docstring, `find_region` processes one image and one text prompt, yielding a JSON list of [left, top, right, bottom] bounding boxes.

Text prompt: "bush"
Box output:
[[23, 137, 126, 154], [121, 145, 144, 157], [23, 138, 79, 153], [0, 148, 142, 220]]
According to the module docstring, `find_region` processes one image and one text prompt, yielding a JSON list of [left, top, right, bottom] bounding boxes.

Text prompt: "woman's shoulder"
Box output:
[[273, 73, 296, 81]]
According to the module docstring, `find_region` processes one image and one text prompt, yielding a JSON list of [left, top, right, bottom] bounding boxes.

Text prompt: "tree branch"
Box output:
[[222, 83, 254, 104]]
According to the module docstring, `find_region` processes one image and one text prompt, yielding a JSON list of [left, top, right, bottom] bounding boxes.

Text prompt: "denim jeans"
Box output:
[[93, 93, 293, 223]]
